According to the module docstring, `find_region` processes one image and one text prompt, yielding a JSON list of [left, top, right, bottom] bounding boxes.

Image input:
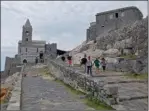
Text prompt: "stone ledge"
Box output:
[[6, 69, 23, 110]]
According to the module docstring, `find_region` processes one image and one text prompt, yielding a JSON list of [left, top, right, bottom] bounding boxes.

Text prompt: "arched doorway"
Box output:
[[23, 59, 27, 63], [39, 51, 43, 59], [39, 51, 44, 63]]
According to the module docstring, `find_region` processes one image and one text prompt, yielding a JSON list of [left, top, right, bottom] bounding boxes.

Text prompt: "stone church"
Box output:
[[17, 19, 57, 64]]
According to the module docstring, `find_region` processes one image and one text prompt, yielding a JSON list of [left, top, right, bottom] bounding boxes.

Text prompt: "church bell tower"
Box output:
[[22, 19, 32, 43]]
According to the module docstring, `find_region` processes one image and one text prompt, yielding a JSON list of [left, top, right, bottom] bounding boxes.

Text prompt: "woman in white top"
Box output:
[[86, 56, 93, 76]]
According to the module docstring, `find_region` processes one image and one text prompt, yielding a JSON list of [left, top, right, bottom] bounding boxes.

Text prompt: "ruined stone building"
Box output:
[[86, 6, 143, 42]]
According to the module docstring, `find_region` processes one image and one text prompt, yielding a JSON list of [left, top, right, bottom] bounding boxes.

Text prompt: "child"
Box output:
[[101, 58, 107, 71], [94, 58, 100, 74]]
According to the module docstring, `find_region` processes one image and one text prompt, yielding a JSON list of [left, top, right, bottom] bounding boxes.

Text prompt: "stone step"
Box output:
[[119, 95, 148, 102]]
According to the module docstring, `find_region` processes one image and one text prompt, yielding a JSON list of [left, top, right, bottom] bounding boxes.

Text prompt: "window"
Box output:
[[26, 48, 27, 52], [101, 25, 104, 27], [20, 48, 21, 53], [26, 38, 28, 41], [115, 13, 118, 18], [109, 14, 113, 19], [26, 31, 29, 36], [121, 12, 124, 17], [37, 48, 38, 52]]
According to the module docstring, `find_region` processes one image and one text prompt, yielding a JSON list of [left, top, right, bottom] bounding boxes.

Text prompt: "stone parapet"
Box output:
[[47, 59, 119, 108], [6, 65, 24, 110]]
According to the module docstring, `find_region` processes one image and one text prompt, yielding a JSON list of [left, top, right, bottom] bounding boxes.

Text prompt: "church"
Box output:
[[17, 19, 56, 64], [4, 19, 68, 76]]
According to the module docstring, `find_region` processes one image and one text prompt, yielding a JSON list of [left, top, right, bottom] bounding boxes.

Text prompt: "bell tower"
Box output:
[[22, 19, 32, 43]]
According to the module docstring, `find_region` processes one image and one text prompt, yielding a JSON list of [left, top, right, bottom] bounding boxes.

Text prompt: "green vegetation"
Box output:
[[119, 54, 137, 59], [54, 79, 114, 110], [125, 73, 148, 80], [84, 97, 113, 110]]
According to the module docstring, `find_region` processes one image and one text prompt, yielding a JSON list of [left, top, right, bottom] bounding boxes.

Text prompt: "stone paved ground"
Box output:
[[21, 65, 94, 110], [72, 65, 148, 110]]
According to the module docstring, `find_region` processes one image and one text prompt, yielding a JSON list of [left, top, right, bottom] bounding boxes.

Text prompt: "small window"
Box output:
[[26, 48, 27, 52], [115, 13, 118, 18], [101, 25, 104, 27], [26, 31, 29, 35], [37, 48, 38, 52], [109, 14, 113, 19], [121, 12, 124, 17], [26, 38, 28, 41]]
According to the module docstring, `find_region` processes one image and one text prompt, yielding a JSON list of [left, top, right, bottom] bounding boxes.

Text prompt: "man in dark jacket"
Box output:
[[80, 54, 87, 73]]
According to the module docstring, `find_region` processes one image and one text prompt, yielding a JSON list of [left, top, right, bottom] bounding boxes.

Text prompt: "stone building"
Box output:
[[17, 19, 46, 63], [86, 22, 96, 41], [45, 43, 57, 58], [86, 6, 143, 42]]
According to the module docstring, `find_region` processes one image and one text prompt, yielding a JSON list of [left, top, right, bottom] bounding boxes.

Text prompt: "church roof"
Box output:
[[24, 19, 32, 27]]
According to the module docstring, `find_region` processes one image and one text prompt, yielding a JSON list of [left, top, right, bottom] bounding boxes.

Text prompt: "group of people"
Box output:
[[61, 55, 72, 67], [61, 54, 107, 76], [80, 54, 107, 76]]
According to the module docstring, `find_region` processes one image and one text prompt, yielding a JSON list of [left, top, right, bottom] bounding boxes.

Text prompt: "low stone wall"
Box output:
[[47, 59, 119, 107], [6, 65, 24, 110], [106, 57, 148, 74]]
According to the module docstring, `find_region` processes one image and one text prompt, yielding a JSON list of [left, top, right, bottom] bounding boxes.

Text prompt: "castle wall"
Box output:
[[86, 7, 143, 42], [45, 43, 57, 58], [96, 7, 143, 37], [4, 56, 21, 76]]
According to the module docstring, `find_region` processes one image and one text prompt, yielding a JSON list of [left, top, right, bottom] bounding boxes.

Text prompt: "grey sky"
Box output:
[[1, 1, 148, 71]]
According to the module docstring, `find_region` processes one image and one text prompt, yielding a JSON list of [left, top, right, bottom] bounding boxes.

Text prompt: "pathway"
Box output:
[[21, 65, 94, 110]]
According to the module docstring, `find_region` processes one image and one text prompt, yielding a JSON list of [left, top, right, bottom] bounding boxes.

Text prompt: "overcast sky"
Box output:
[[1, 1, 148, 71]]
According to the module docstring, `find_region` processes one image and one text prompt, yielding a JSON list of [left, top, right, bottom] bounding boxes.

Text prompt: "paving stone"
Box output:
[[21, 66, 92, 110]]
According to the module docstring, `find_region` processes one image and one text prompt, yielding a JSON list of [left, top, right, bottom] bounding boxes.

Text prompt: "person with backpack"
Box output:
[[86, 56, 93, 76], [80, 54, 87, 73], [93, 57, 100, 74], [101, 58, 107, 71]]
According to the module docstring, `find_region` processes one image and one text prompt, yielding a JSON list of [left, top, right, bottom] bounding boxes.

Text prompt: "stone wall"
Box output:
[[96, 6, 143, 38], [106, 56, 148, 74], [4, 57, 22, 76], [45, 43, 57, 59], [86, 22, 97, 42], [47, 59, 119, 106]]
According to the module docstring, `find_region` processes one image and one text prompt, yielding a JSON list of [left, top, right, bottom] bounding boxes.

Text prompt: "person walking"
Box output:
[[80, 54, 87, 73], [101, 58, 107, 72], [67, 55, 72, 67], [93, 58, 100, 74], [86, 56, 93, 76]]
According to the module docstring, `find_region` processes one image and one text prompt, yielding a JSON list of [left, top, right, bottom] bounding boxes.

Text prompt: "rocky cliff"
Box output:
[[70, 17, 148, 74]]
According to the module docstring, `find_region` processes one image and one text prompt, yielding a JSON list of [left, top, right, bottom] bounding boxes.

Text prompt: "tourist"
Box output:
[[80, 54, 87, 73], [35, 57, 38, 64], [93, 57, 100, 74], [101, 58, 107, 71], [61, 56, 65, 62], [67, 55, 72, 67], [86, 56, 93, 76]]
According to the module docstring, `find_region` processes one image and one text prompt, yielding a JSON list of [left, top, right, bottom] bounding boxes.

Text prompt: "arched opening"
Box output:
[[39, 51, 43, 59], [23, 59, 27, 63]]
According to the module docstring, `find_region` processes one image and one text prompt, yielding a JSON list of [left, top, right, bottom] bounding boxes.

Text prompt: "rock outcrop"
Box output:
[[70, 17, 148, 74]]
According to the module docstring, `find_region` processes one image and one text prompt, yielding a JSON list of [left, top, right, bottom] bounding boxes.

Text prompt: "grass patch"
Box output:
[[119, 54, 137, 59], [125, 73, 148, 80], [84, 98, 113, 110], [54, 79, 114, 110]]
